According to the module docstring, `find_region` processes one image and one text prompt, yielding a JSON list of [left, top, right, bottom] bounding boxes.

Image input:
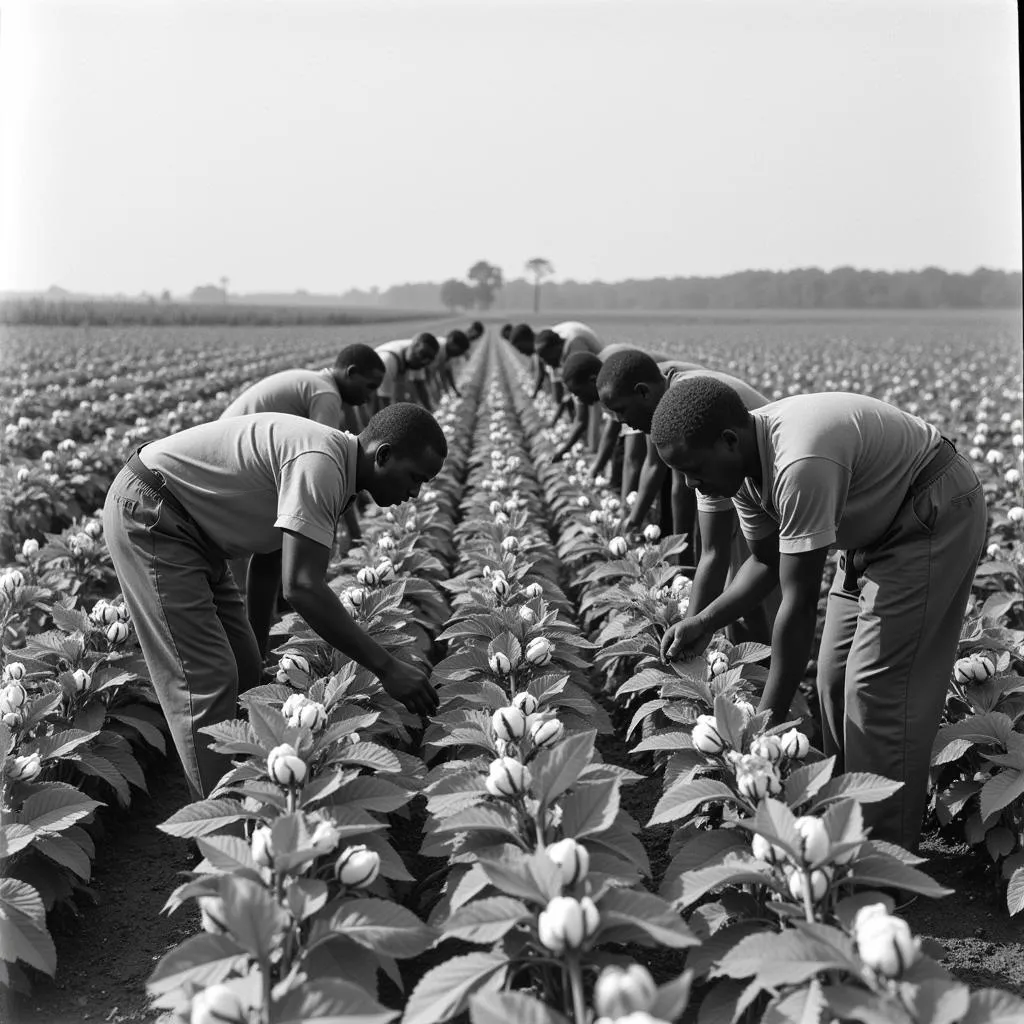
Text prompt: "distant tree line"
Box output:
[[341, 266, 1022, 312], [0, 299, 438, 328], [492, 266, 1022, 311]]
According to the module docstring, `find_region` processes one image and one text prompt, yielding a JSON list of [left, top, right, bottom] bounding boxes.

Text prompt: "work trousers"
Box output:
[[103, 468, 262, 800], [815, 451, 987, 852]]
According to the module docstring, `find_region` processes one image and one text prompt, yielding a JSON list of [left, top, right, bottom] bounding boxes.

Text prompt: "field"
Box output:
[[1, 310, 1023, 1024]]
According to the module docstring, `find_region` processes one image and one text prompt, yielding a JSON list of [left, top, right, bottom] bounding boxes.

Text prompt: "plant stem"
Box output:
[[799, 869, 816, 923], [567, 954, 587, 1024], [260, 955, 273, 1024]]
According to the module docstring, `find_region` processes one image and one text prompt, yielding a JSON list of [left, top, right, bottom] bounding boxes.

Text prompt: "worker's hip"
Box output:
[[838, 443, 985, 592]]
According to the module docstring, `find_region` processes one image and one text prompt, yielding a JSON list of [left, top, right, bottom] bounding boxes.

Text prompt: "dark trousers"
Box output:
[[815, 452, 986, 851]]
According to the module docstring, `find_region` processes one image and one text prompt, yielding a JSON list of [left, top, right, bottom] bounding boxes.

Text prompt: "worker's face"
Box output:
[[338, 367, 384, 406], [600, 384, 656, 433], [539, 341, 563, 368], [656, 431, 745, 498], [407, 342, 436, 370], [369, 443, 445, 506], [567, 378, 599, 405]]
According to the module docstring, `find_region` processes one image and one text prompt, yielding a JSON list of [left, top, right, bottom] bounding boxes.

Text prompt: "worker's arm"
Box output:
[[279, 530, 438, 715]]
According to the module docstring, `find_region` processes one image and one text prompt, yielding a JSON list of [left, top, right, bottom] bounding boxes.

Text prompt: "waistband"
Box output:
[[125, 450, 192, 522], [908, 436, 958, 498]]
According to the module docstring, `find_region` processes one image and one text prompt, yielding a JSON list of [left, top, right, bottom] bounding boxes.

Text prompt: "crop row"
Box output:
[[2, 333, 1023, 1024]]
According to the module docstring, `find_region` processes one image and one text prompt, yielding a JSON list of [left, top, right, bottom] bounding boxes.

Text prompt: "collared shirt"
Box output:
[[733, 393, 941, 554], [220, 368, 344, 428], [142, 413, 359, 557]]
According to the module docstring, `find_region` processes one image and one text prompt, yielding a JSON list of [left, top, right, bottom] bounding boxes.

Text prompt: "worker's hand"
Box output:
[[661, 617, 713, 662], [378, 657, 438, 717]]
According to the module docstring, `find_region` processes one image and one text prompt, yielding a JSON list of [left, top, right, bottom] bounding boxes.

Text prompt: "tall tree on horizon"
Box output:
[[467, 261, 503, 310], [525, 257, 554, 312]]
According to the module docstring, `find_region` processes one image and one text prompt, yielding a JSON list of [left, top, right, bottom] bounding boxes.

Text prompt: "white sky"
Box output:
[[0, 0, 1020, 295]]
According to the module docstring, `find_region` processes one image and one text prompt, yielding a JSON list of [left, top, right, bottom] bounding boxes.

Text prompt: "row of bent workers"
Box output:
[[102, 317, 987, 853]]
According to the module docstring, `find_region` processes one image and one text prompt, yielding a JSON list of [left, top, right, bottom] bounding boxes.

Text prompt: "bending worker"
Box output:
[[103, 403, 446, 799], [220, 343, 386, 590], [597, 350, 776, 642], [653, 379, 986, 851]]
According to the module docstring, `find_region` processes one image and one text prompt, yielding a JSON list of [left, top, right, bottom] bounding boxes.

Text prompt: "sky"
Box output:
[[0, 0, 1020, 296]]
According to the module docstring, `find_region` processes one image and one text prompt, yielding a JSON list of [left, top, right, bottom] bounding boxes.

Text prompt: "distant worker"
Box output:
[[465, 320, 486, 343], [597, 351, 775, 633], [409, 329, 470, 402], [220, 343, 387, 600], [103, 404, 446, 800], [531, 320, 603, 404], [374, 332, 441, 411], [553, 344, 668, 498], [655, 380, 986, 851], [499, 323, 514, 342]]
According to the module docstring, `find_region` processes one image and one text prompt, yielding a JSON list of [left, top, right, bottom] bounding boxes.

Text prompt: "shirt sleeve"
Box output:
[[275, 452, 345, 549], [696, 490, 736, 514], [733, 483, 779, 545], [377, 352, 400, 399], [773, 458, 850, 554]]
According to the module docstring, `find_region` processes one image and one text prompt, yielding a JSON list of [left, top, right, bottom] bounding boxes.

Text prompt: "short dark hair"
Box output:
[[562, 352, 603, 391], [445, 329, 469, 357], [650, 377, 750, 451], [534, 329, 562, 359], [412, 332, 440, 355], [362, 402, 448, 460], [596, 349, 662, 399], [510, 324, 535, 353], [500, 323, 513, 340], [334, 343, 386, 376], [466, 321, 484, 340]]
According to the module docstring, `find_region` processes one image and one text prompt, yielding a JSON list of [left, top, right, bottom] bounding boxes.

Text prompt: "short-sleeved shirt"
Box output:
[[662, 367, 771, 512], [733, 393, 942, 555], [554, 321, 603, 360], [141, 413, 359, 557], [375, 339, 413, 399], [220, 368, 343, 428]]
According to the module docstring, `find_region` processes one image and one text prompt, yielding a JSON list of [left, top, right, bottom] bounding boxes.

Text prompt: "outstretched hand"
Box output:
[[661, 617, 713, 662], [378, 657, 438, 717]]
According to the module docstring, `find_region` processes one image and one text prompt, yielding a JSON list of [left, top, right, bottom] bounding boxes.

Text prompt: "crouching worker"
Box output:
[[103, 403, 445, 799], [654, 379, 986, 851]]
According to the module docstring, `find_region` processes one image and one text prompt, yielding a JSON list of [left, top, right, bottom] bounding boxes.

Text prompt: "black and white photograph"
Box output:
[[0, 2, 1022, 1022]]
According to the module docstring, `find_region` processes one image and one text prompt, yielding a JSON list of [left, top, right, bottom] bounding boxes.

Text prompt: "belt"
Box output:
[[126, 450, 192, 522]]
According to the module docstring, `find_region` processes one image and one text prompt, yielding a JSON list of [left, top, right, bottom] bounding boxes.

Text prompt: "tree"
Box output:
[[219, 276, 230, 301], [440, 279, 475, 311], [467, 261, 503, 310], [525, 258, 554, 313]]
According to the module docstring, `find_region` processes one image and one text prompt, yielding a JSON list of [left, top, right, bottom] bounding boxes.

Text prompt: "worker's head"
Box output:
[[509, 323, 535, 355], [407, 332, 440, 370], [499, 323, 513, 341], [561, 352, 603, 405], [359, 403, 448, 506], [595, 349, 666, 433], [332, 344, 386, 405], [650, 377, 751, 498], [534, 329, 564, 367], [444, 329, 470, 359], [465, 320, 485, 341]]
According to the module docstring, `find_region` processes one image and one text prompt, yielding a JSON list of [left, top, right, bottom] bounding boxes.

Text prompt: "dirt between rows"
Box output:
[[6, 723, 1023, 1024]]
